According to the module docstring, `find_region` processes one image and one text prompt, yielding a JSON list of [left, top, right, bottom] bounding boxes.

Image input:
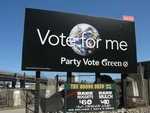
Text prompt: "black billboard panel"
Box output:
[[22, 8, 137, 73], [64, 84, 117, 112]]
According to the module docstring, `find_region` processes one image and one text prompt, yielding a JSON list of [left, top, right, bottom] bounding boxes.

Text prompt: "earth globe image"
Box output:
[[69, 23, 100, 56]]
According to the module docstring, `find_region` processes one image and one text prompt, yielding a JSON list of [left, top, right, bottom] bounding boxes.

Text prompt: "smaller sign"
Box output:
[[64, 84, 116, 112], [123, 15, 134, 21]]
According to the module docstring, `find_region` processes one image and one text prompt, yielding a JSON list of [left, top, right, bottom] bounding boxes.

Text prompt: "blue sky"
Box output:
[[0, 0, 150, 81]]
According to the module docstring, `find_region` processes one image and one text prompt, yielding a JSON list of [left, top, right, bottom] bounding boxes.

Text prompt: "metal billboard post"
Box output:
[[67, 72, 72, 83], [34, 71, 41, 113], [121, 74, 127, 108], [95, 73, 101, 83]]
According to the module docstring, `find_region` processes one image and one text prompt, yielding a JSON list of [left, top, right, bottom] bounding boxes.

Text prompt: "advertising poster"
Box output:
[[22, 8, 137, 73], [65, 84, 116, 112]]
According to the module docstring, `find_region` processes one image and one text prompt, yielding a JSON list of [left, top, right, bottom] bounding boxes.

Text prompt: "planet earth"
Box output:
[[69, 23, 100, 56]]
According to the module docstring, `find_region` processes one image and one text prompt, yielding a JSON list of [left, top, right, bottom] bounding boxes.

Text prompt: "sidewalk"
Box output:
[[0, 107, 43, 113], [0, 108, 25, 113]]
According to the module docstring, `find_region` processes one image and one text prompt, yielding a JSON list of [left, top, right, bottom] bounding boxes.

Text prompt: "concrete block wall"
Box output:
[[126, 65, 149, 106], [8, 89, 21, 107]]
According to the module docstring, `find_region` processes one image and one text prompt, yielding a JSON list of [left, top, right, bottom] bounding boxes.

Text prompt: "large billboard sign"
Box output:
[[64, 84, 116, 112], [22, 8, 137, 73]]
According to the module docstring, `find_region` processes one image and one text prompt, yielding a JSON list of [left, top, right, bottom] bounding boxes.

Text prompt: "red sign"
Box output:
[[123, 15, 134, 21]]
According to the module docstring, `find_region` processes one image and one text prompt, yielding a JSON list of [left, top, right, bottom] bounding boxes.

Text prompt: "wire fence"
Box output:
[[0, 89, 8, 107]]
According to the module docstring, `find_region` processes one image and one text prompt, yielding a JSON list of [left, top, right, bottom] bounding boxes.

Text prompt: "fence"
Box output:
[[0, 89, 8, 107]]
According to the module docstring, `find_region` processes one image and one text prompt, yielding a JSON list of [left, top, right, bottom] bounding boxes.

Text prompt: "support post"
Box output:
[[56, 74, 59, 92], [20, 73, 25, 88], [95, 73, 101, 83], [121, 74, 127, 108], [12, 81, 16, 88], [67, 72, 72, 83], [34, 71, 40, 113], [20, 80, 25, 88]]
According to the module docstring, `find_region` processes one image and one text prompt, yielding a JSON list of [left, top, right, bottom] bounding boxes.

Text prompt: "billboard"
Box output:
[[22, 8, 137, 73], [64, 84, 116, 112]]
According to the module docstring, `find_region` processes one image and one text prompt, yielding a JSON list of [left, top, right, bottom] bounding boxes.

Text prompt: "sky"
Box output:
[[0, 0, 150, 81]]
